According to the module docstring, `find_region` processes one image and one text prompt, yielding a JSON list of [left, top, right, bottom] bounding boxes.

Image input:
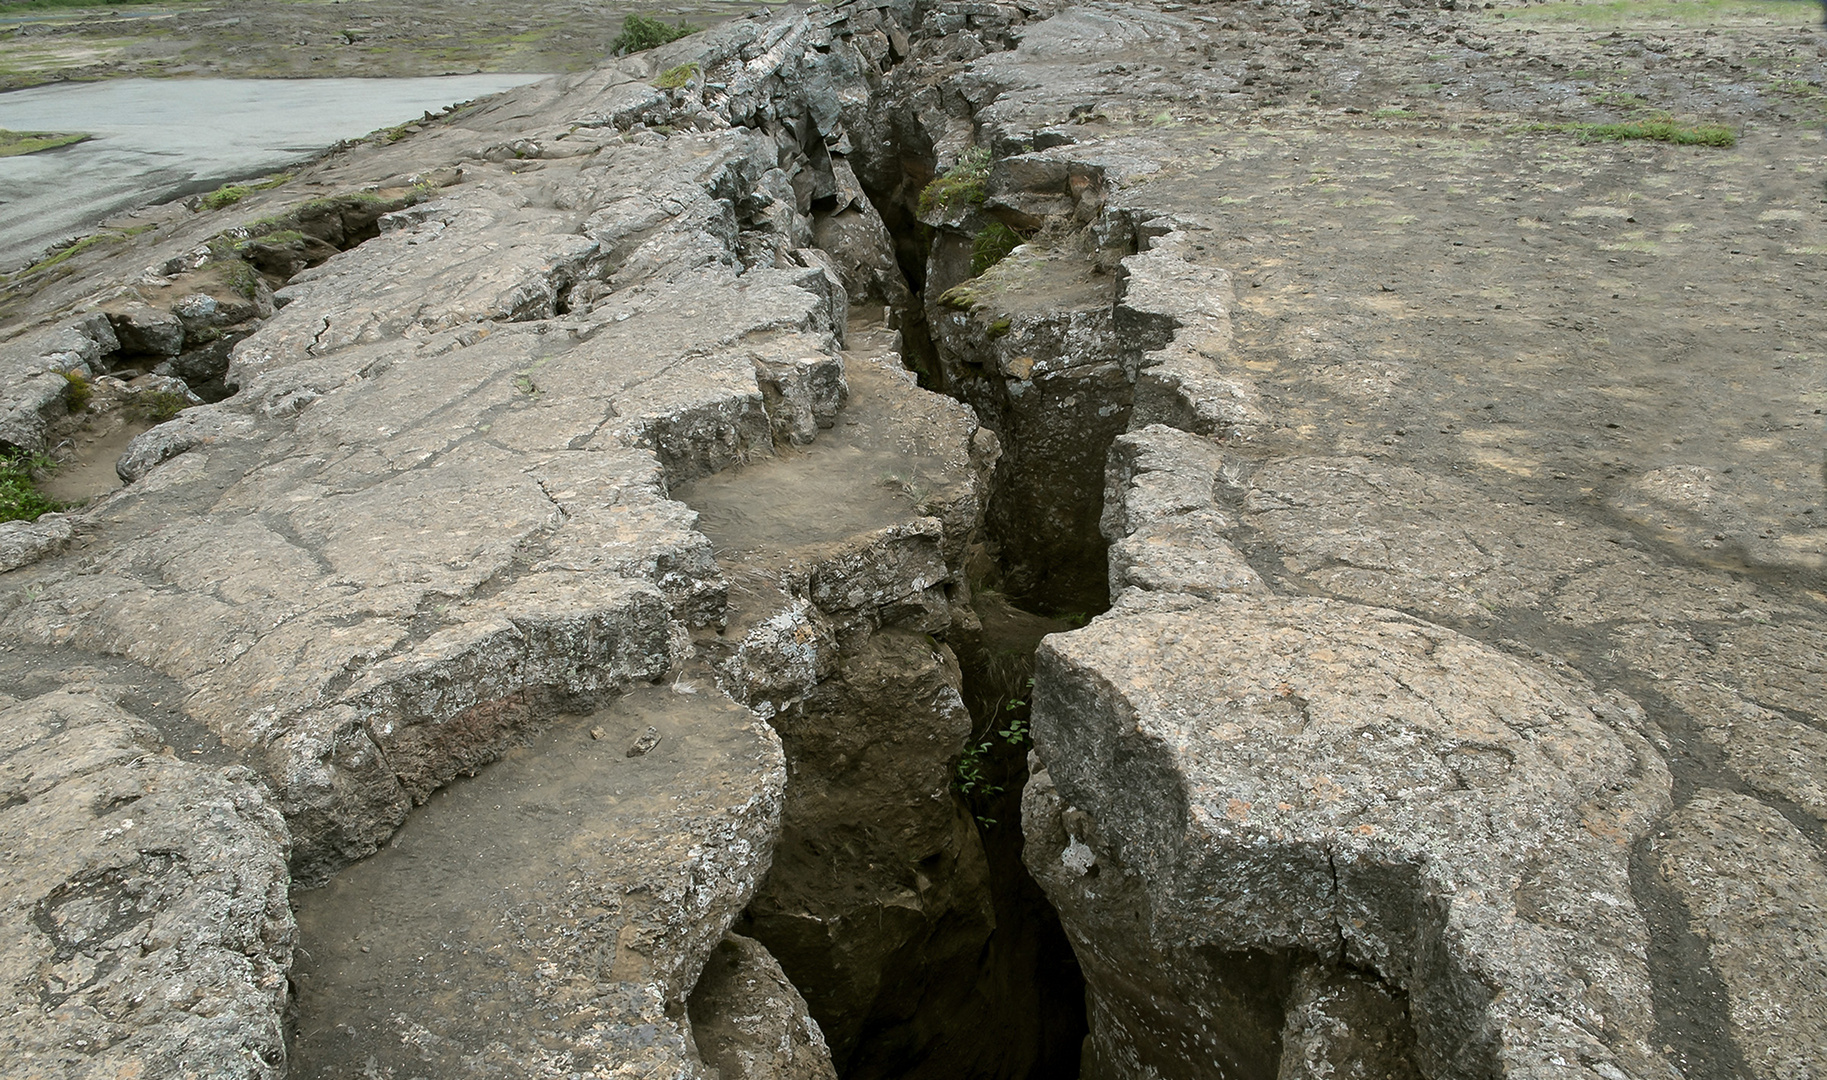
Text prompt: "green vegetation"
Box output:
[[917, 145, 992, 218], [954, 684, 1033, 827], [134, 390, 193, 424], [971, 222, 1023, 276], [198, 173, 293, 211], [0, 129, 89, 157], [1524, 118, 1735, 146], [0, 452, 60, 524], [61, 370, 90, 412], [986, 317, 1012, 340], [936, 284, 979, 311], [653, 62, 699, 90], [3, 231, 125, 282], [1497, 0, 1820, 26], [611, 13, 700, 54]]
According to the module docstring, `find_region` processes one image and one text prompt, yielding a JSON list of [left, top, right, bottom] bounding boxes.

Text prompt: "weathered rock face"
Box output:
[[2, 7, 1007, 1077], [1025, 597, 1672, 1079], [5, 0, 1823, 1076], [690, 932, 840, 1080], [0, 686, 293, 1080], [839, 4, 1827, 1077]]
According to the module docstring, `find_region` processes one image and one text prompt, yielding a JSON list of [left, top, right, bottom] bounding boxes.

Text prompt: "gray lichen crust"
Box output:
[[0, 688, 294, 1080]]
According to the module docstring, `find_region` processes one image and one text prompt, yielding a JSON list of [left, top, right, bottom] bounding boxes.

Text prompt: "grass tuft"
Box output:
[[61, 370, 90, 412], [1524, 118, 1736, 146], [0, 451, 59, 524], [918, 146, 992, 218], [653, 62, 698, 90], [971, 222, 1024, 276]]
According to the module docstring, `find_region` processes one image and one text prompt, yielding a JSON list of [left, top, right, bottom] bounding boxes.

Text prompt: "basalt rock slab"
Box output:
[[288, 684, 787, 1080], [1653, 791, 1827, 1080], [0, 687, 293, 1080], [1025, 597, 1673, 1080]]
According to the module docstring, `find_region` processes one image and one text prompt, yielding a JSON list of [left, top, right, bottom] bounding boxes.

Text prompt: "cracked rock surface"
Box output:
[[0, 684, 293, 1080]]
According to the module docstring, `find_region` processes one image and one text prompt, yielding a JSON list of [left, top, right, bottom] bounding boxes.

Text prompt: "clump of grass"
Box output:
[[0, 128, 89, 157], [918, 146, 992, 218], [971, 222, 1023, 275], [654, 62, 699, 90], [612, 13, 700, 54], [135, 390, 194, 424], [198, 172, 293, 211], [61, 370, 90, 412], [0, 452, 60, 524], [1525, 118, 1735, 146]]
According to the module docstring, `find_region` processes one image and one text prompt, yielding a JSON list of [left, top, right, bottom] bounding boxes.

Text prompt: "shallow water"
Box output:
[[0, 74, 549, 267]]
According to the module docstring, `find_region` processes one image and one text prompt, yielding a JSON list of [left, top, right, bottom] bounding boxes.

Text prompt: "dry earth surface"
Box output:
[[0, 0, 765, 89]]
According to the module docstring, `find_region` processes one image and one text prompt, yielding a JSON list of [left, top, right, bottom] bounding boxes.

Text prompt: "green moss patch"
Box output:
[[0, 128, 90, 157], [198, 172, 293, 211]]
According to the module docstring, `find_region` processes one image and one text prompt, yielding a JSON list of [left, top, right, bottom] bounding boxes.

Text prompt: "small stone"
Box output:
[[590, 726, 608, 740], [626, 726, 661, 757]]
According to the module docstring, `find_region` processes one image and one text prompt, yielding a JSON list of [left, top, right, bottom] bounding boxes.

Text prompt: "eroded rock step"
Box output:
[[287, 682, 786, 1080]]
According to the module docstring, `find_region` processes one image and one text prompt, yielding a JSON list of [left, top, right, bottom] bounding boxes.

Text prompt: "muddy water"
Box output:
[[0, 74, 550, 268]]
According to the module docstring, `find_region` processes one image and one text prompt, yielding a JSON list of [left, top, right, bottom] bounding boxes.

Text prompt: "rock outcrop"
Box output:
[[0, 685, 293, 1080], [2, 0, 1822, 1077]]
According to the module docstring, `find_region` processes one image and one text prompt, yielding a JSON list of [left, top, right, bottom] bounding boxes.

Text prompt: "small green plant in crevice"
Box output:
[[0, 451, 60, 524], [917, 145, 992, 218], [132, 390, 194, 424], [1523, 118, 1735, 147], [61, 370, 90, 412], [986, 316, 1012, 340], [611, 13, 700, 54], [954, 678, 1035, 827], [971, 221, 1023, 276], [653, 62, 699, 90]]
